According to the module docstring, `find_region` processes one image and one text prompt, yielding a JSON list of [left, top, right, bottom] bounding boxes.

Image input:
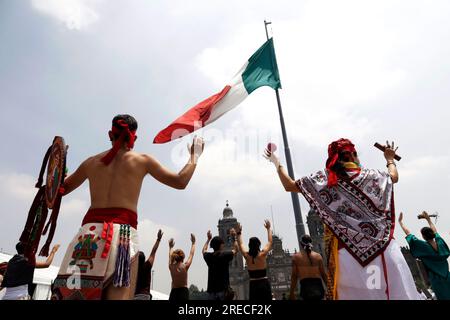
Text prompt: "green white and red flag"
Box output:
[[153, 38, 281, 143]]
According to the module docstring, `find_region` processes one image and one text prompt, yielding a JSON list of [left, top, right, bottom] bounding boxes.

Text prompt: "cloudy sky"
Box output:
[[1, 0, 449, 295]]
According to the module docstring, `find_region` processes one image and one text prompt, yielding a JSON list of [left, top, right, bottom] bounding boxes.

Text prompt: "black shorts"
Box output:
[[300, 278, 325, 300], [249, 278, 272, 301], [169, 287, 189, 303]]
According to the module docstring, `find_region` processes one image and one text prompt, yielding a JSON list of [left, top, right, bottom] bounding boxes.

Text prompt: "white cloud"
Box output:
[[136, 219, 181, 294], [280, 1, 407, 106], [138, 218, 179, 251], [0, 172, 36, 202], [0, 171, 90, 217], [191, 135, 283, 205], [4, 0, 450, 293], [193, 1, 408, 149], [31, 0, 102, 30], [400, 155, 449, 179], [60, 197, 89, 217]]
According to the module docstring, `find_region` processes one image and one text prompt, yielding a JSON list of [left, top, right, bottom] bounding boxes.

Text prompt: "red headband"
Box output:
[[326, 138, 356, 187], [101, 120, 137, 165]]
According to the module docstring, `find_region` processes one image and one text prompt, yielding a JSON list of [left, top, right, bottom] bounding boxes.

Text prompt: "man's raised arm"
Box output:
[[35, 244, 60, 268], [63, 159, 90, 195], [235, 224, 247, 257], [185, 234, 196, 270], [261, 220, 273, 255], [144, 136, 204, 190], [168, 238, 175, 267], [148, 229, 163, 266], [384, 141, 399, 184], [421, 211, 438, 234], [263, 148, 298, 192], [202, 230, 212, 255], [398, 212, 411, 236]]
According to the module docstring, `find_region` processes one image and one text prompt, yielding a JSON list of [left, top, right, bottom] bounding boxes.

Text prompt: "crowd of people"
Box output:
[[1, 114, 449, 300], [131, 220, 328, 301]]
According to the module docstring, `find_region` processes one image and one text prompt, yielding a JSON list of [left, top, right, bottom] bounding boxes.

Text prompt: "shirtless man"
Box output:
[[168, 234, 196, 302], [52, 114, 204, 300], [289, 235, 327, 300]]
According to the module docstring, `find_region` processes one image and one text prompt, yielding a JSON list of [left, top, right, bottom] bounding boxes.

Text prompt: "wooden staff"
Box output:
[[374, 142, 402, 161]]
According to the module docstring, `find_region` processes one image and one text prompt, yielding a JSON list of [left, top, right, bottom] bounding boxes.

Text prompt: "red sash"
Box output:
[[82, 208, 137, 228], [81, 208, 138, 259]]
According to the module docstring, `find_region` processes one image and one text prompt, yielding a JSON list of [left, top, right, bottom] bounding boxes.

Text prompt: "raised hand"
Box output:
[[418, 211, 430, 220], [384, 140, 398, 161], [235, 223, 242, 234], [157, 229, 163, 241], [207, 230, 212, 241], [398, 212, 404, 223], [264, 219, 271, 230], [191, 233, 196, 244], [188, 135, 205, 162], [263, 146, 281, 168], [51, 244, 60, 254], [169, 238, 175, 248]]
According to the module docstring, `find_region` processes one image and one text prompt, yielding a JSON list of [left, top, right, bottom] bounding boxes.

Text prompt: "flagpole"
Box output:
[[264, 20, 305, 248]]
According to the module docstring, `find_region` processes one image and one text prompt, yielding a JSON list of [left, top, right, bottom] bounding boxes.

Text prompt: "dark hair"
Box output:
[[135, 251, 147, 295], [111, 114, 138, 140], [210, 236, 224, 251], [138, 251, 145, 266], [300, 235, 314, 264], [421, 227, 436, 241], [248, 237, 261, 264], [137, 251, 146, 279], [16, 242, 25, 255]]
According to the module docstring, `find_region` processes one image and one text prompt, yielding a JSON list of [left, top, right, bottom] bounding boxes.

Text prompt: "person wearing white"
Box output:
[[265, 139, 420, 300]]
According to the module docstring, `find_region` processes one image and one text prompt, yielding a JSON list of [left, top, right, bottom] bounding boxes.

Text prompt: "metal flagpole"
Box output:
[[264, 20, 305, 248]]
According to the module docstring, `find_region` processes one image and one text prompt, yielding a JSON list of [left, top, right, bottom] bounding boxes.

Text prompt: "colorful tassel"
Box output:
[[113, 224, 131, 287]]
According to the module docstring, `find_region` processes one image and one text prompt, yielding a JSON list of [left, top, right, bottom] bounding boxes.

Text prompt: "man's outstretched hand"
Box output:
[[157, 229, 163, 241], [383, 141, 398, 162], [51, 244, 60, 254], [263, 146, 280, 169], [418, 211, 430, 220], [188, 136, 205, 163]]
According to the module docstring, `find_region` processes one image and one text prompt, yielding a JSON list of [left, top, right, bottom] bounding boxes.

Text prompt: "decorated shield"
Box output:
[[45, 136, 67, 209]]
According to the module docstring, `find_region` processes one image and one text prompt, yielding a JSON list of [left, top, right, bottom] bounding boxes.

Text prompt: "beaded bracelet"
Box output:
[[386, 160, 396, 167]]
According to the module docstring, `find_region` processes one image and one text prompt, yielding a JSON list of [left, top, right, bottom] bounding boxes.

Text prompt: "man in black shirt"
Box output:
[[202, 230, 237, 300], [1, 242, 59, 300]]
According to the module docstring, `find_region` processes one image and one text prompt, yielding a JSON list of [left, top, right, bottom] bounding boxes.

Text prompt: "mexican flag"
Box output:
[[153, 38, 281, 143]]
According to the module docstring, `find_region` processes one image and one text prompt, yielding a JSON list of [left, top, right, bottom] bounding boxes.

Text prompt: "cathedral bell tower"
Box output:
[[217, 201, 248, 299]]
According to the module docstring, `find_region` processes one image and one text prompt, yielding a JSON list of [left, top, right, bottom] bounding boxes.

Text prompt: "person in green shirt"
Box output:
[[398, 211, 450, 300]]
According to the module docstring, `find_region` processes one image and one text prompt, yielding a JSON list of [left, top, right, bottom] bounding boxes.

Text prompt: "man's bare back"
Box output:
[[63, 139, 204, 212], [83, 150, 146, 212], [56, 115, 204, 300], [292, 251, 326, 281]]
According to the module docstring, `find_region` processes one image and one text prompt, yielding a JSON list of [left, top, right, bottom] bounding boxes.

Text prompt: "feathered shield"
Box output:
[[19, 136, 68, 264]]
